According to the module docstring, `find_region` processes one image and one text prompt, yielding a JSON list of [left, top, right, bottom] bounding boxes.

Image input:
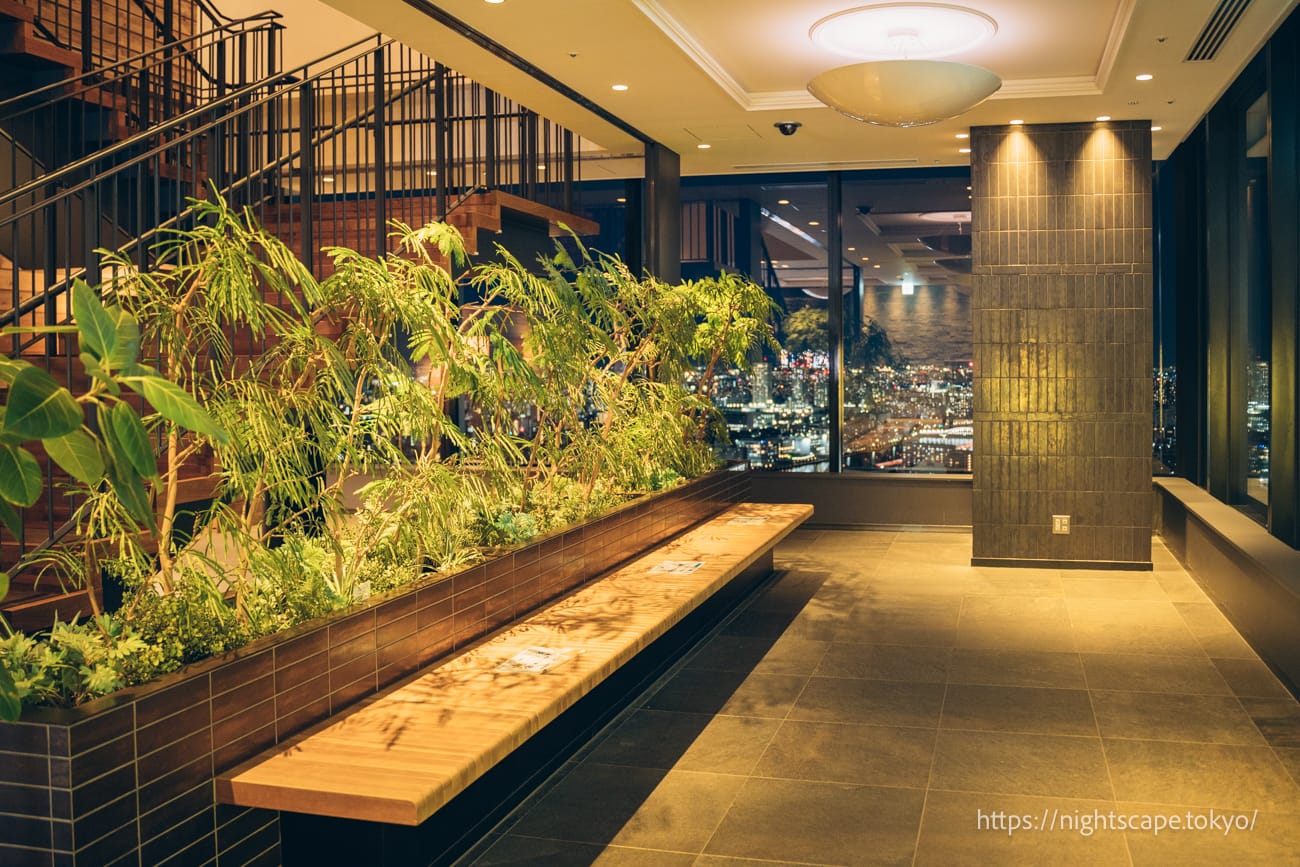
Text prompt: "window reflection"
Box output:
[[1242, 90, 1270, 518]]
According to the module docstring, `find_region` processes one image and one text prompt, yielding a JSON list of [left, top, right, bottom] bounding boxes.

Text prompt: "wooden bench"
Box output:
[[215, 501, 812, 826]]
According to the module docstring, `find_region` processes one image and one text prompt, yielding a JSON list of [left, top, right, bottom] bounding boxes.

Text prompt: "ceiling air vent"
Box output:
[[1185, 0, 1253, 62]]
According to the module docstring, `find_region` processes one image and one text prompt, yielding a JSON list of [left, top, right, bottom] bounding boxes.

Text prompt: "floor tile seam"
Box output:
[[698, 854, 843, 867], [477, 564, 794, 858], [1097, 732, 1294, 749], [497, 831, 701, 855], [1085, 684, 1258, 699], [812, 637, 958, 651], [1091, 731, 1274, 748], [693, 685, 802, 864], [933, 726, 1109, 744], [718, 637, 834, 863], [935, 723, 1114, 739], [924, 785, 1287, 814], [924, 786, 1124, 805], [914, 681, 953, 867], [773, 715, 946, 732], [571, 761, 752, 781], [741, 772, 930, 792]]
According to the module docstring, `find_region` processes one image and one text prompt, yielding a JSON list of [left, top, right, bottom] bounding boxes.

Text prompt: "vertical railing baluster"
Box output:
[[373, 47, 387, 259], [299, 79, 315, 268], [485, 88, 497, 190], [563, 129, 574, 214], [434, 62, 447, 217]]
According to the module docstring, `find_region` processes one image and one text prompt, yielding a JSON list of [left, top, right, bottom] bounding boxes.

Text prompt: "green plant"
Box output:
[[0, 280, 229, 719], [1, 195, 777, 720], [0, 614, 165, 710]]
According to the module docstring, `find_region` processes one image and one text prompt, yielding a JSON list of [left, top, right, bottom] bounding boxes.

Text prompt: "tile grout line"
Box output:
[[913, 678, 951, 867], [694, 560, 836, 863]]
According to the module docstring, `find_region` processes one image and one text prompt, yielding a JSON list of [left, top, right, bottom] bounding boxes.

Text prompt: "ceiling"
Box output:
[[309, 0, 1298, 176], [234, 0, 1295, 298]]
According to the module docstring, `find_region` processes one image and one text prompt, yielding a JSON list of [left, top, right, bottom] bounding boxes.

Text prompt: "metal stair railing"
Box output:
[[0, 30, 588, 569], [24, 0, 252, 78], [0, 13, 282, 192]]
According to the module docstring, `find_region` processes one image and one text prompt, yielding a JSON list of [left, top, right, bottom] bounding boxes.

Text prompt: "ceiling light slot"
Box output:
[[1184, 0, 1253, 62]]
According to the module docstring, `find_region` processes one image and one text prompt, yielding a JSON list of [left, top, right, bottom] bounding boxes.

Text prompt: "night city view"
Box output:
[[704, 351, 975, 472]]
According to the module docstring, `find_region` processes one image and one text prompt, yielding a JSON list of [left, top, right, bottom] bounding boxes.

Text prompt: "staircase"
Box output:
[[0, 0, 79, 81], [0, 2, 597, 630]]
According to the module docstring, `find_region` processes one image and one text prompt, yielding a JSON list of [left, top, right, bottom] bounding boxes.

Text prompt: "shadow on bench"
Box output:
[[216, 502, 813, 865]]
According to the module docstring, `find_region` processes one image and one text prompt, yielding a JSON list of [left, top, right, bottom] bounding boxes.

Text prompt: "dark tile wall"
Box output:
[[971, 121, 1153, 566], [0, 468, 750, 866]]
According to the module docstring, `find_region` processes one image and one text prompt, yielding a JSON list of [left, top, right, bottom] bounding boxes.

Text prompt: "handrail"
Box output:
[[0, 42, 481, 334], [0, 32, 385, 212], [2, 177, 487, 335], [0, 13, 283, 117], [438, 184, 486, 222], [124, 0, 276, 89]]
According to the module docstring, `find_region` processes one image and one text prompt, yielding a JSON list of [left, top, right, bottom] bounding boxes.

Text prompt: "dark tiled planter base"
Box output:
[[0, 468, 750, 867]]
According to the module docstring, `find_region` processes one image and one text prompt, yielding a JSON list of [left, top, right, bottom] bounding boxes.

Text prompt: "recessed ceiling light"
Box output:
[[1096, 115, 1111, 121], [322, 176, 335, 183], [1151, 125, 1162, 132], [1136, 73, 1153, 81], [611, 84, 629, 92], [808, 220, 821, 226], [777, 198, 790, 205], [959, 147, 971, 154], [485, 0, 505, 4], [861, 256, 870, 261], [847, 246, 856, 251], [873, 264, 881, 268], [966, 185, 971, 190], [956, 132, 969, 139], [1010, 119, 1024, 125], [426, 170, 437, 176], [616, 196, 627, 203], [697, 143, 711, 149]]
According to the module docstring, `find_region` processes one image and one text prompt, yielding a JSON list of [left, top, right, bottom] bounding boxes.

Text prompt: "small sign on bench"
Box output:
[[648, 560, 704, 575], [495, 646, 580, 674]]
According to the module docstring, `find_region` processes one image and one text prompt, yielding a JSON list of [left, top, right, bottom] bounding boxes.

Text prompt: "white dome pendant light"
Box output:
[[807, 4, 1002, 128]]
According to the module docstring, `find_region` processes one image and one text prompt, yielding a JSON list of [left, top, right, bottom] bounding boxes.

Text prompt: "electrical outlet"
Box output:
[[1052, 515, 1071, 535]]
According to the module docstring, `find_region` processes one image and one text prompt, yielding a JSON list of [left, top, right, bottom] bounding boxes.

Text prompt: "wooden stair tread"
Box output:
[[216, 501, 813, 826], [0, 19, 79, 72], [466, 189, 600, 237], [0, 0, 36, 24]]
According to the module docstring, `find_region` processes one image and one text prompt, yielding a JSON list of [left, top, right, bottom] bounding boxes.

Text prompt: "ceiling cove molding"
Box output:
[[633, 0, 1113, 110], [629, 0, 751, 106], [746, 90, 824, 111], [989, 76, 1103, 99], [1095, 0, 1140, 91]]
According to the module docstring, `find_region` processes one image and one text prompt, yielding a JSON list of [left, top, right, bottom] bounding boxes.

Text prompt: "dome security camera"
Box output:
[[774, 121, 802, 136]]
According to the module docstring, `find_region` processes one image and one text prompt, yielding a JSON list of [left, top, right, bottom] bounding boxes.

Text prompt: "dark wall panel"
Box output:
[[970, 121, 1153, 566]]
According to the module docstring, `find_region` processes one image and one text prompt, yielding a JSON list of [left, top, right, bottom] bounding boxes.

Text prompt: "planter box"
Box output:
[[0, 468, 752, 867]]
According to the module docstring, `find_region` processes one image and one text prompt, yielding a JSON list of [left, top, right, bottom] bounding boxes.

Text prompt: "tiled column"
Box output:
[[970, 121, 1153, 568]]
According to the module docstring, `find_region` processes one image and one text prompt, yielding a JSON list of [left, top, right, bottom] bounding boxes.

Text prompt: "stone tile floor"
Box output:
[[460, 529, 1300, 866]]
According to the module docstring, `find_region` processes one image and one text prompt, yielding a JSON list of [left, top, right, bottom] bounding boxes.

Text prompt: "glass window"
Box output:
[[840, 173, 973, 472], [576, 169, 974, 472], [1240, 91, 1271, 519]]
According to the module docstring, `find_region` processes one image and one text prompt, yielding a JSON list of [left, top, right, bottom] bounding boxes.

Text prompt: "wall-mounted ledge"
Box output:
[[1155, 477, 1300, 695], [748, 471, 972, 529], [972, 557, 1152, 571]]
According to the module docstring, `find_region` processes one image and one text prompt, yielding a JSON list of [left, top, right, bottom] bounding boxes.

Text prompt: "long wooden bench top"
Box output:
[[215, 501, 812, 826]]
